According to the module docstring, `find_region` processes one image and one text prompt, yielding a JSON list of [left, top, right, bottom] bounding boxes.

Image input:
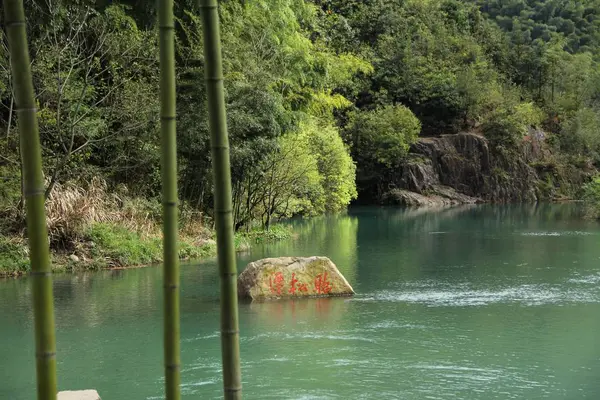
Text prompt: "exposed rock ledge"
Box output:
[[384, 186, 482, 207], [384, 132, 541, 207], [238, 257, 354, 301]]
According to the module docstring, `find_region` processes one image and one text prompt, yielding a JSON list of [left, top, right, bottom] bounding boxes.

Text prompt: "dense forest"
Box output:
[[2, 0, 600, 271]]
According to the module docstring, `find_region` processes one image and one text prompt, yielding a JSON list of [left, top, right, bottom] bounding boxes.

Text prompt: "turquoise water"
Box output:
[[1, 205, 600, 399]]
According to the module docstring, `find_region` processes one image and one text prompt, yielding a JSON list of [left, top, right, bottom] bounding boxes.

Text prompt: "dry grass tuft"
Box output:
[[46, 177, 113, 242], [45, 177, 159, 245], [179, 208, 212, 239]]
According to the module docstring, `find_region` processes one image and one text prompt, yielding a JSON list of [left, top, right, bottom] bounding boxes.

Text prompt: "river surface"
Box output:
[[1, 205, 600, 399]]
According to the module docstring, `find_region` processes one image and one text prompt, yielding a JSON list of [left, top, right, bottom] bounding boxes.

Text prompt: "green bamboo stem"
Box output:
[[4, 1, 58, 399], [158, 0, 181, 398], [199, 1, 243, 398]]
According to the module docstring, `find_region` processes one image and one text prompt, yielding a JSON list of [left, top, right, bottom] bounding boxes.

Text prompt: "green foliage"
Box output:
[[28, 4, 160, 196], [255, 127, 324, 223], [4, 0, 600, 262], [583, 175, 600, 218], [559, 108, 600, 161], [178, 240, 216, 260], [0, 163, 21, 215], [456, 61, 504, 124], [341, 104, 421, 201], [305, 120, 358, 212], [0, 237, 29, 274], [477, 0, 600, 54], [346, 105, 421, 167], [240, 225, 293, 243], [86, 223, 163, 267], [175, 0, 368, 223], [226, 115, 356, 228], [483, 101, 544, 147], [83, 223, 223, 269], [466, 0, 600, 164], [319, 0, 503, 132]]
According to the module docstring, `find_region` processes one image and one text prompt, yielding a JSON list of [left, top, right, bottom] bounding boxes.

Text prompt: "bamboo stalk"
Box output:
[[158, 0, 181, 398], [199, 1, 243, 398], [4, 1, 58, 399]]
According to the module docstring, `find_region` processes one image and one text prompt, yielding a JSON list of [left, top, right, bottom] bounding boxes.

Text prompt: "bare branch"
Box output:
[[59, 8, 90, 56], [0, 153, 19, 165], [69, 75, 137, 128]]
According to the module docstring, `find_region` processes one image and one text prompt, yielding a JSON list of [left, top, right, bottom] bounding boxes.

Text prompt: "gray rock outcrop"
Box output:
[[385, 132, 543, 206]]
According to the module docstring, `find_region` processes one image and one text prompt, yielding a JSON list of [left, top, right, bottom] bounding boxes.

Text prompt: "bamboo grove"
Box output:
[[4, 0, 242, 398]]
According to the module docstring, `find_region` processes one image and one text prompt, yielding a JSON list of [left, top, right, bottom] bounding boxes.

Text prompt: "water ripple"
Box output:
[[520, 231, 595, 237], [354, 283, 598, 307], [241, 331, 376, 343], [568, 273, 600, 284]]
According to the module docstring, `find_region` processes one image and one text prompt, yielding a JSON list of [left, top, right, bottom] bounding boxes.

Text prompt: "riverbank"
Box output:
[[0, 178, 295, 278], [0, 224, 292, 278]]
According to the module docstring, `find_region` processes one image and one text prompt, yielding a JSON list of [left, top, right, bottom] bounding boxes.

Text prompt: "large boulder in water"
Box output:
[[238, 256, 354, 300], [57, 390, 101, 400]]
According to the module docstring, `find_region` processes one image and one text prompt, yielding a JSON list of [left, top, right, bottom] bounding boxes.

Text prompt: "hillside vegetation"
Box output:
[[2, 0, 600, 273]]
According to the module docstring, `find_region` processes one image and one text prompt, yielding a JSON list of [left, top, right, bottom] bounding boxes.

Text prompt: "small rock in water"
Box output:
[[237, 256, 354, 301], [57, 390, 101, 400]]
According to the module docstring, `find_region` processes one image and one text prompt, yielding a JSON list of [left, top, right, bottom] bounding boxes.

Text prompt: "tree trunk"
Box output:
[[199, 1, 243, 399], [158, 0, 181, 397], [5, 1, 58, 399]]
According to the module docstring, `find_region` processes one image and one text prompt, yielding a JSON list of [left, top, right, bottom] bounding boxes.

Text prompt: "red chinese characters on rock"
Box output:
[[284, 273, 309, 295], [268, 271, 285, 295], [298, 282, 309, 293], [287, 275, 310, 294], [288, 273, 298, 295], [314, 272, 333, 294], [267, 271, 331, 296]]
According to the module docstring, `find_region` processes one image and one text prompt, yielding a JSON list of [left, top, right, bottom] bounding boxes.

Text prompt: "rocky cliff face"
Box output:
[[383, 133, 556, 207]]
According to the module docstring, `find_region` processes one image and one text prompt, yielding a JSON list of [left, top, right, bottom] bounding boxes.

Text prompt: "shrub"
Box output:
[[559, 107, 600, 162], [240, 224, 293, 243], [482, 101, 543, 148], [0, 236, 29, 274], [583, 175, 600, 218]]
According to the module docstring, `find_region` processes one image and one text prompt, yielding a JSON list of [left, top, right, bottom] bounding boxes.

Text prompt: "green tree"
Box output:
[[30, 4, 159, 197], [345, 105, 421, 200], [234, 117, 357, 229], [257, 131, 323, 228], [305, 119, 357, 212], [346, 105, 421, 168], [483, 101, 544, 148], [175, 0, 367, 226]]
